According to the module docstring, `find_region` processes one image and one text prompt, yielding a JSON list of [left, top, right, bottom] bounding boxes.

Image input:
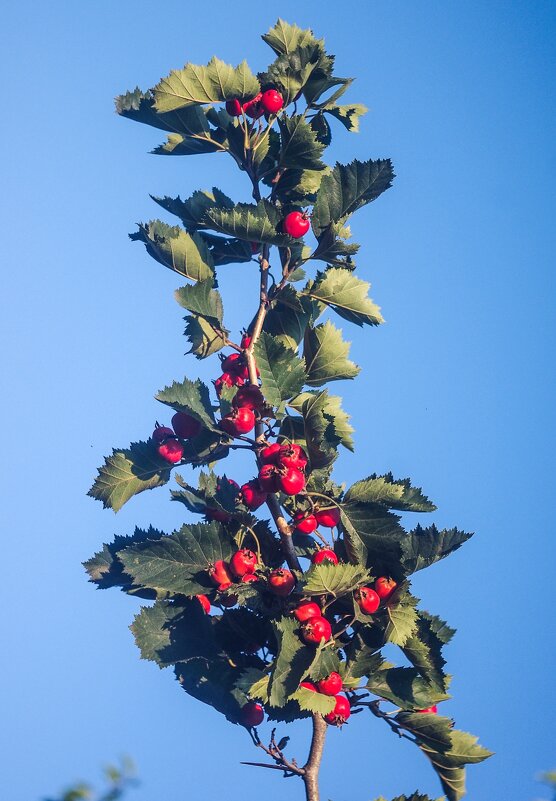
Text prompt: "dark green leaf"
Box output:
[[152, 132, 221, 156], [155, 377, 216, 430], [83, 526, 165, 594], [402, 612, 455, 690], [253, 332, 307, 408], [290, 391, 354, 452], [175, 658, 245, 723], [278, 115, 326, 171], [302, 563, 369, 598], [383, 589, 419, 646], [401, 525, 474, 574], [345, 474, 436, 512], [130, 220, 214, 282], [184, 314, 227, 359], [206, 200, 294, 246], [152, 188, 234, 230], [395, 711, 453, 750], [324, 103, 368, 132], [339, 503, 406, 570], [198, 232, 253, 266], [262, 19, 321, 56], [119, 522, 234, 596], [291, 684, 335, 714], [366, 666, 450, 709], [116, 88, 211, 135], [304, 321, 360, 386], [88, 441, 171, 512], [268, 617, 316, 707], [174, 280, 225, 328], [303, 268, 383, 327]]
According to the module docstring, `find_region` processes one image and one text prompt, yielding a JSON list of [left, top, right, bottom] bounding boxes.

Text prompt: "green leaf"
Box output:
[[303, 268, 383, 327], [154, 57, 260, 111], [83, 526, 165, 595], [302, 563, 369, 598], [116, 87, 212, 135], [131, 599, 218, 668], [374, 795, 443, 801], [119, 521, 234, 596], [152, 132, 221, 156], [311, 222, 360, 266], [269, 617, 316, 707], [175, 658, 245, 723], [130, 220, 214, 282], [410, 726, 493, 801], [291, 684, 335, 715], [277, 115, 326, 171], [184, 314, 227, 359], [304, 321, 360, 386], [155, 377, 216, 430], [345, 474, 436, 512], [395, 711, 453, 751], [365, 666, 450, 709], [263, 44, 331, 106], [152, 188, 234, 230], [402, 612, 455, 690], [281, 390, 341, 469], [198, 232, 253, 266], [263, 290, 319, 349], [253, 331, 307, 408], [88, 441, 171, 512], [206, 200, 294, 246], [383, 590, 419, 646], [262, 19, 320, 56], [312, 158, 395, 234], [339, 504, 406, 570], [174, 280, 225, 329], [290, 391, 354, 452], [325, 103, 368, 132], [401, 524, 474, 574], [307, 645, 342, 681]]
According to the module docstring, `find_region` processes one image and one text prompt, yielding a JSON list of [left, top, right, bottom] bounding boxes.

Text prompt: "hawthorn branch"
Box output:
[[246, 728, 305, 778], [302, 714, 327, 801]]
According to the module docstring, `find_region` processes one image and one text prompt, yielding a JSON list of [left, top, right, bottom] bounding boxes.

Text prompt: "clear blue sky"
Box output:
[[1, 2, 554, 800]]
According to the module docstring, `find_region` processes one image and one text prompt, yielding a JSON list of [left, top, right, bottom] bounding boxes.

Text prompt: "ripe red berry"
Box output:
[[293, 601, 321, 623], [293, 512, 318, 534], [157, 439, 184, 464], [260, 442, 283, 464], [225, 98, 243, 116], [261, 88, 284, 114], [214, 373, 235, 395], [230, 548, 258, 578], [316, 672, 343, 696], [278, 467, 306, 496], [241, 333, 252, 348], [241, 573, 259, 584], [268, 568, 296, 597], [315, 507, 341, 528], [233, 386, 264, 410], [417, 705, 438, 714], [240, 480, 268, 511], [278, 443, 308, 470], [301, 616, 332, 645], [208, 560, 233, 587], [354, 587, 380, 615], [221, 353, 244, 373], [240, 701, 265, 727], [243, 93, 264, 119], [374, 576, 398, 600], [324, 694, 351, 726], [196, 594, 211, 614], [220, 407, 256, 436], [300, 681, 317, 692], [258, 463, 280, 492], [311, 548, 339, 566], [283, 211, 310, 238], [152, 426, 175, 443], [171, 411, 201, 439]]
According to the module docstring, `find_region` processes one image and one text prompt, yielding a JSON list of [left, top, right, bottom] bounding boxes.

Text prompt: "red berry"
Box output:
[[278, 467, 306, 496], [152, 426, 175, 443], [293, 601, 321, 622], [171, 412, 201, 439], [354, 587, 380, 615], [157, 439, 184, 464], [260, 442, 282, 464], [417, 705, 438, 714], [283, 211, 310, 239], [219, 591, 238, 608], [268, 568, 296, 597], [258, 463, 280, 492], [241, 333, 252, 348], [261, 88, 284, 114], [278, 443, 308, 470], [233, 385, 264, 410], [293, 512, 318, 534], [196, 594, 210, 614], [300, 681, 317, 692], [240, 701, 264, 727], [324, 694, 351, 726], [316, 672, 343, 696], [240, 480, 268, 511], [315, 507, 341, 528], [208, 560, 233, 587], [311, 548, 339, 566], [220, 407, 256, 437], [374, 576, 398, 600], [241, 573, 259, 584], [221, 353, 244, 373], [206, 507, 231, 523], [214, 373, 235, 395], [250, 242, 260, 254], [225, 98, 243, 116], [243, 93, 264, 119], [301, 616, 332, 645], [230, 548, 258, 578]]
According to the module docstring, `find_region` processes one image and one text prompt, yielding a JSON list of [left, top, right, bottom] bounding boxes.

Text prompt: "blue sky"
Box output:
[[1, 2, 554, 800]]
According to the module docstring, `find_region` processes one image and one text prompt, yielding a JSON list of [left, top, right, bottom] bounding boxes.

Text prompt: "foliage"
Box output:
[[42, 759, 137, 801], [87, 17, 490, 801]]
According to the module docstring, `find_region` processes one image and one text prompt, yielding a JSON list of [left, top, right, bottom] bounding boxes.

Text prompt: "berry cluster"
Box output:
[[152, 411, 202, 464], [225, 88, 284, 119]]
